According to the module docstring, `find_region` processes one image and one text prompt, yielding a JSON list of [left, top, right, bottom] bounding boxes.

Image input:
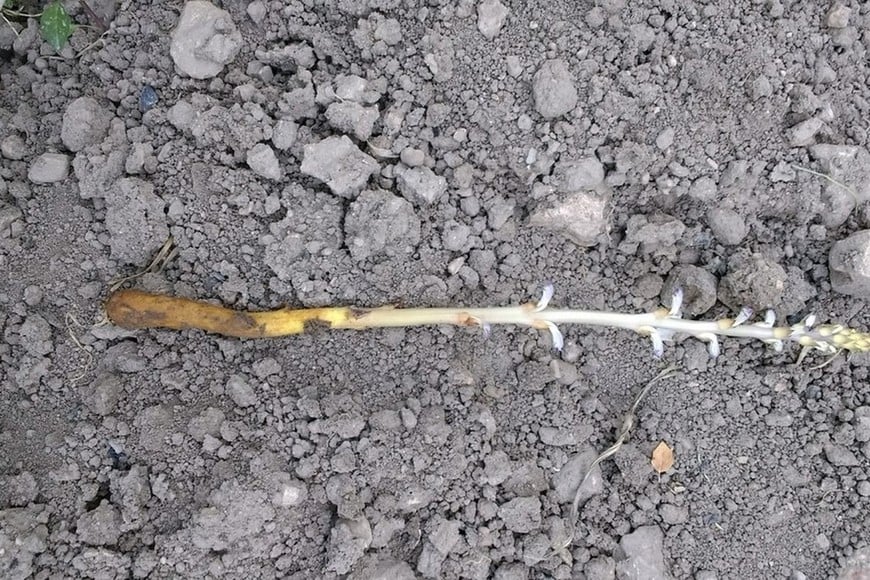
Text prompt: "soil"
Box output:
[[2, 0, 870, 579]]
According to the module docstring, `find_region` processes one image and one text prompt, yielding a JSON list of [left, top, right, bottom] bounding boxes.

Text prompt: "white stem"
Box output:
[[341, 303, 852, 354]]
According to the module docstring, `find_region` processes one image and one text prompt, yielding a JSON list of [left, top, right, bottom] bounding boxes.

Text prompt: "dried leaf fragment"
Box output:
[[651, 441, 674, 474]]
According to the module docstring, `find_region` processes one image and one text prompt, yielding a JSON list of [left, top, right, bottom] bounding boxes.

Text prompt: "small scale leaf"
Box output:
[[651, 441, 674, 474], [40, 0, 74, 51]]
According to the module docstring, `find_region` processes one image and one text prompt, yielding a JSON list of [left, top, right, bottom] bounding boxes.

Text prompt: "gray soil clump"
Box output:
[[718, 251, 788, 310], [170, 0, 242, 79], [61, 97, 112, 152], [104, 178, 169, 264], [300, 135, 379, 198], [532, 59, 578, 119], [829, 230, 870, 298], [344, 189, 421, 261], [661, 266, 718, 316]]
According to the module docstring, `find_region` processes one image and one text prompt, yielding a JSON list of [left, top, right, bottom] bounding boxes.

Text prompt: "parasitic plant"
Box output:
[[105, 285, 870, 360]]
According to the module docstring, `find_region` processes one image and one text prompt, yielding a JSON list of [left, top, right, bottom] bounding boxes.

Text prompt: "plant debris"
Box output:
[[651, 442, 675, 475]]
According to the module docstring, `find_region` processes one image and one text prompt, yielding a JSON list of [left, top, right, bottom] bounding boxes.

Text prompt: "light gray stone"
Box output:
[[824, 444, 860, 467], [659, 504, 688, 525], [530, 190, 609, 247], [83, 374, 123, 416], [246, 0, 266, 24], [28, 153, 69, 183], [707, 207, 747, 245], [170, 1, 242, 79], [441, 220, 471, 251], [2, 134, 26, 159], [400, 147, 425, 167], [0, 472, 38, 507], [624, 214, 685, 254], [789, 117, 823, 147], [396, 166, 447, 206], [0, 204, 23, 234], [188, 407, 225, 441], [477, 0, 509, 39], [374, 18, 402, 45], [417, 517, 460, 578], [554, 157, 605, 191], [227, 374, 257, 407], [327, 516, 372, 574], [827, 3, 850, 28], [167, 100, 197, 131], [334, 74, 382, 104], [76, 502, 122, 546], [688, 175, 717, 202], [246, 143, 282, 180], [552, 447, 603, 505], [325, 102, 379, 141], [616, 525, 671, 580], [585, 556, 616, 580], [271, 119, 298, 150], [482, 450, 512, 486], [829, 230, 870, 298], [269, 472, 307, 508], [19, 314, 52, 356], [300, 136, 379, 198]]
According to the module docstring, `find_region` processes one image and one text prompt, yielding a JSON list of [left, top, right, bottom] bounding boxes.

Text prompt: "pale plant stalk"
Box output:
[[334, 285, 870, 359], [105, 286, 870, 359]]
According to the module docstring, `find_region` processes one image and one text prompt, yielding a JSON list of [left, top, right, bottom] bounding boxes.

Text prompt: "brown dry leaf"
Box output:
[[651, 441, 675, 474]]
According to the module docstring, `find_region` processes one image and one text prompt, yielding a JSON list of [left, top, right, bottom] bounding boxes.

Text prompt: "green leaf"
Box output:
[[40, 0, 73, 51]]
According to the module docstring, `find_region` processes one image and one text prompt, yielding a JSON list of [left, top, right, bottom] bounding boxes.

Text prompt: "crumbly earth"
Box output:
[[2, 1, 870, 579]]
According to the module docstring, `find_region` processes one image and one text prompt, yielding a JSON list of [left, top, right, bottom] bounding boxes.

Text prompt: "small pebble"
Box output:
[[689, 175, 717, 202], [1, 134, 26, 160], [477, 0, 509, 39], [400, 147, 425, 167], [139, 85, 158, 112], [271, 119, 298, 151], [707, 207, 748, 245], [829, 230, 870, 298], [28, 153, 70, 183], [247, 143, 283, 181], [789, 117, 823, 147], [396, 166, 447, 206], [227, 374, 258, 408], [23, 285, 43, 306], [826, 3, 850, 28], [301, 136, 379, 199], [655, 127, 675, 151], [247, 0, 267, 24]]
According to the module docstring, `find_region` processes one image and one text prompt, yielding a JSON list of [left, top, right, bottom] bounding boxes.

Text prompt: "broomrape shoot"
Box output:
[[105, 285, 870, 360]]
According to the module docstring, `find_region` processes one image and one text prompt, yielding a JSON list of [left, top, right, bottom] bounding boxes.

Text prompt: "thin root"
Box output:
[[792, 164, 859, 205], [1, 12, 20, 36], [109, 236, 177, 292], [75, 29, 111, 59], [807, 350, 843, 371], [554, 364, 679, 560], [66, 313, 94, 383], [795, 345, 843, 369]]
